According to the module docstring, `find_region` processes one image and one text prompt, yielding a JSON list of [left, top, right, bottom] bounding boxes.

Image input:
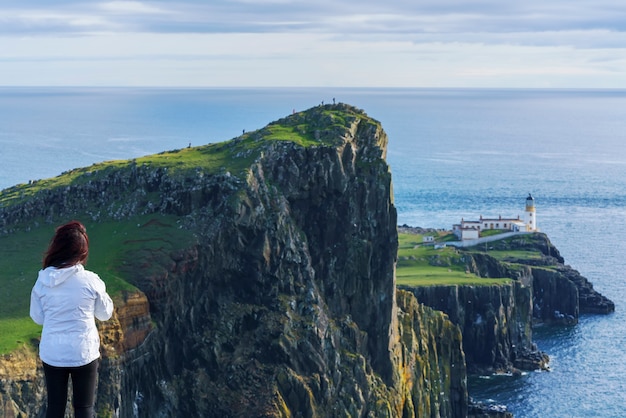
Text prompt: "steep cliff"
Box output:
[[401, 281, 541, 374], [0, 104, 468, 417], [465, 233, 614, 322], [402, 231, 613, 375]]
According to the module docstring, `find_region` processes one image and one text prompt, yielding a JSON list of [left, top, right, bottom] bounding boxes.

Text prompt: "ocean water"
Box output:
[[2, 87, 626, 417]]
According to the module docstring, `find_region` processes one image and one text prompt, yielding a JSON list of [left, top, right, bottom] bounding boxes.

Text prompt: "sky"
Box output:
[[1, 1, 626, 88]]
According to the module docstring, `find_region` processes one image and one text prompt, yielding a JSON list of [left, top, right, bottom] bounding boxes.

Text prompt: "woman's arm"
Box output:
[[93, 277, 114, 321], [30, 285, 44, 325]]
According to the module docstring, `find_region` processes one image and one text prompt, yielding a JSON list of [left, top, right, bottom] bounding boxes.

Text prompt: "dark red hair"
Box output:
[[43, 221, 90, 268]]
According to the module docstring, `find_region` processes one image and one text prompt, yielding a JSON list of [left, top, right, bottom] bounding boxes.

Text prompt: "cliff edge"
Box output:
[[0, 104, 468, 417]]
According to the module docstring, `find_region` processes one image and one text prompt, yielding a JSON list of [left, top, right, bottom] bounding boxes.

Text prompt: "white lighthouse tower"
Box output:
[[524, 193, 537, 231]]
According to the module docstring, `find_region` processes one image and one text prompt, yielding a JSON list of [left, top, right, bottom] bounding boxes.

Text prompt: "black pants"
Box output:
[[42, 359, 99, 418]]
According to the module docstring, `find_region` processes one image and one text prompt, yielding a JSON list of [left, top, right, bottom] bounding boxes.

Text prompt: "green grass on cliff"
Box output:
[[484, 249, 543, 261], [396, 233, 511, 287], [0, 214, 193, 354], [1, 104, 370, 209], [0, 142, 255, 207], [262, 123, 318, 146]]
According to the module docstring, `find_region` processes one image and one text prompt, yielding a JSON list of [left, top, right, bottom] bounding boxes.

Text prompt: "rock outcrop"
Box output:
[[400, 281, 544, 374], [0, 104, 468, 417], [0, 345, 45, 418], [467, 233, 614, 323], [403, 232, 613, 375]]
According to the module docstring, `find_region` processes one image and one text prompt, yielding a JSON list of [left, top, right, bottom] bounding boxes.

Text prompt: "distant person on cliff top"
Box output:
[[30, 220, 114, 418]]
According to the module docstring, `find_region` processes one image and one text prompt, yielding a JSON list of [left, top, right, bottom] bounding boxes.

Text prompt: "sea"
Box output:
[[2, 87, 626, 417]]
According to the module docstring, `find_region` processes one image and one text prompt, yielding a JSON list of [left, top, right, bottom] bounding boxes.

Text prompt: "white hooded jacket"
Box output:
[[30, 264, 114, 367]]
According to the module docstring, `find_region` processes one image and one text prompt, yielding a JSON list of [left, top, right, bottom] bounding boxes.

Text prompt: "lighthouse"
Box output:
[[524, 193, 537, 231]]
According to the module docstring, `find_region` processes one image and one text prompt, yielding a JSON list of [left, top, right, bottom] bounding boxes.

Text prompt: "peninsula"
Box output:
[[0, 104, 613, 417]]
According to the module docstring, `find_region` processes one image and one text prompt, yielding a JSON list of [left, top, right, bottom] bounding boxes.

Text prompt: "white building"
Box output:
[[523, 193, 537, 231], [453, 194, 538, 240]]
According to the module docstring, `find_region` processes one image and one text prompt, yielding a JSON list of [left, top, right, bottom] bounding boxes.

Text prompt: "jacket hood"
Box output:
[[38, 265, 83, 287]]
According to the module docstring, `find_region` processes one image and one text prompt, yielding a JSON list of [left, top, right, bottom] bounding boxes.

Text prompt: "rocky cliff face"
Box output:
[[0, 345, 45, 418], [0, 289, 151, 418], [0, 104, 468, 417], [395, 290, 467, 418], [469, 233, 614, 323], [400, 282, 539, 374], [405, 232, 613, 375]]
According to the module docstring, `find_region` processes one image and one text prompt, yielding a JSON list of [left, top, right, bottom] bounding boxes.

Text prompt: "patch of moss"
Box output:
[[482, 250, 544, 261], [261, 124, 318, 146]]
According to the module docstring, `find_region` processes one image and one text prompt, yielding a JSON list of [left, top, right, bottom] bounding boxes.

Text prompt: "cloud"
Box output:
[[0, 1, 625, 87], [1, 1, 625, 36], [98, 1, 168, 14]]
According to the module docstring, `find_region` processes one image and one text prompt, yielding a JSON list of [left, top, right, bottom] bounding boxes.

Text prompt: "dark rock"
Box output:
[[405, 230, 614, 375], [468, 399, 514, 418], [401, 281, 541, 374]]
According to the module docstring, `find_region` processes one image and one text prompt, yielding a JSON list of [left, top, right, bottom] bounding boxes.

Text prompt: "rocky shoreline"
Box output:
[[398, 224, 614, 416]]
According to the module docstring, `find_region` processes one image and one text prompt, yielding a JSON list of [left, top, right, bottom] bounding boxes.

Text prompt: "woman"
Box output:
[[30, 220, 114, 418]]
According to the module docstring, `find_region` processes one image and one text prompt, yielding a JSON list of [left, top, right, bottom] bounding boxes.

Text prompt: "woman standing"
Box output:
[[30, 221, 114, 418]]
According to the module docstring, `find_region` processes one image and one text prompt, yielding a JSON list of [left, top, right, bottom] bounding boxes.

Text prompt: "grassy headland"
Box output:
[[0, 104, 523, 355], [0, 104, 374, 355], [0, 105, 362, 209], [396, 232, 511, 287]]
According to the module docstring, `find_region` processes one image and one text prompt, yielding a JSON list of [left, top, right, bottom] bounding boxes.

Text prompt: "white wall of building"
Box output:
[[454, 195, 538, 239], [524, 210, 537, 231], [461, 229, 480, 240]]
